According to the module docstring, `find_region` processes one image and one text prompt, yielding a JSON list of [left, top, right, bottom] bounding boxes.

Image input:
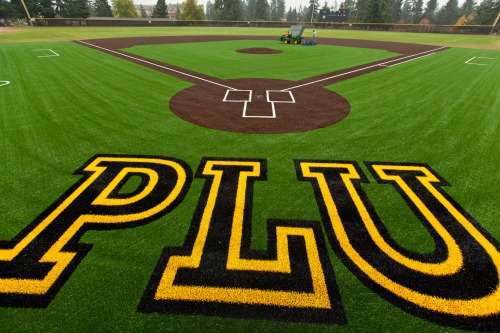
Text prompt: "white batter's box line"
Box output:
[[223, 89, 252, 102], [32, 49, 60, 57], [266, 90, 295, 103], [465, 56, 494, 66], [222, 89, 296, 118]]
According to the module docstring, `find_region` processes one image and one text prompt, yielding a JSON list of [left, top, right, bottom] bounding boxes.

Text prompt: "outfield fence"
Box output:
[[30, 17, 496, 35]]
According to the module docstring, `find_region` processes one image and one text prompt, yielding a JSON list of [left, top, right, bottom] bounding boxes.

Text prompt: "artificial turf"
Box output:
[[0, 27, 499, 332]]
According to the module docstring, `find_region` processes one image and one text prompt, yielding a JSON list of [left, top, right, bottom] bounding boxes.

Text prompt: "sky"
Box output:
[[136, 0, 472, 11]]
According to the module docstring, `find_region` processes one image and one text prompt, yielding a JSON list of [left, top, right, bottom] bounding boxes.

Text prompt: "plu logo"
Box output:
[[0, 155, 498, 331]]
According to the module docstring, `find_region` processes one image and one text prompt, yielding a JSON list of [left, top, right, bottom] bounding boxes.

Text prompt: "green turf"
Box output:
[[0, 28, 499, 333], [123, 39, 400, 80]]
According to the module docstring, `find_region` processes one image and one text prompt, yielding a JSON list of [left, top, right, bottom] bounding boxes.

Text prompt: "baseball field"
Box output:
[[0, 26, 499, 332]]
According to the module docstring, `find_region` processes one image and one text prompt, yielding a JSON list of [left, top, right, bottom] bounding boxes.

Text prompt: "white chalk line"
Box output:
[[0, 81, 10, 87], [378, 52, 435, 67], [465, 56, 494, 65], [282, 46, 446, 91], [33, 49, 59, 57], [77, 40, 236, 90]]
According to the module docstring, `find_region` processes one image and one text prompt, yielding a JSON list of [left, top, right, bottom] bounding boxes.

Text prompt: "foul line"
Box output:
[[378, 52, 435, 67], [77, 40, 236, 90], [282, 46, 446, 91]]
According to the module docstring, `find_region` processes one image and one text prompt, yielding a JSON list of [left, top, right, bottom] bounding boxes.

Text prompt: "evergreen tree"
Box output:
[[460, 0, 477, 17], [297, 4, 303, 20], [39, 0, 56, 17], [411, 0, 423, 23], [473, 0, 500, 25], [422, 0, 438, 23], [389, 0, 403, 22], [270, 0, 277, 20], [366, 0, 388, 23], [254, 0, 270, 19], [286, 6, 297, 20], [152, 0, 167, 17], [94, 0, 112, 16], [277, 0, 285, 20], [434, 0, 460, 24], [246, 0, 255, 19], [206, 0, 213, 19], [179, 0, 205, 19], [241, 0, 246, 18], [342, 0, 356, 21], [213, 0, 243, 20], [400, 0, 412, 23], [139, 4, 147, 17], [304, 0, 319, 22], [112, 0, 139, 17]]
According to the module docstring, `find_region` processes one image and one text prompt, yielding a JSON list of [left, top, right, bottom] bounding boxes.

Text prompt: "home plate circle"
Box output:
[[169, 78, 350, 134]]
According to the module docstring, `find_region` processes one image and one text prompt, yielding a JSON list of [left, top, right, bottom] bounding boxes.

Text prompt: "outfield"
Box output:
[[0, 27, 499, 332]]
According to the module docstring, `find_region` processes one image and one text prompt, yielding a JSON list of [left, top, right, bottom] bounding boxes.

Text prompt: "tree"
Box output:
[[9, 0, 55, 19], [179, 0, 205, 20], [94, 0, 112, 16], [342, 0, 356, 21], [270, 0, 279, 20], [400, 0, 412, 22], [112, 0, 139, 17], [206, 0, 213, 19], [286, 6, 298, 21], [213, 0, 243, 20], [434, 0, 460, 24], [388, 0, 403, 22], [473, 0, 500, 25], [0, 0, 16, 21], [411, 0, 423, 23], [38, 0, 56, 17], [461, 0, 477, 16], [152, 0, 167, 17], [366, 0, 389, 23], [61, 0, 90, 17], [277, 0, 285, 20], [254, 0, 270, 19], [422, 0, 438, 23], [304, 0, 319, 22], [139, 4, 147, 17], [245, 0, 255, 19]]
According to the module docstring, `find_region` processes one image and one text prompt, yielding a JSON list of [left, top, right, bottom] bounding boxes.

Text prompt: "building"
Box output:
[[134, 3, 183, 19]]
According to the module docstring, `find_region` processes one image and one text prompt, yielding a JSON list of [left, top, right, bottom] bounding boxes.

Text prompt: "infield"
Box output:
[[77, 36, 446, 134]]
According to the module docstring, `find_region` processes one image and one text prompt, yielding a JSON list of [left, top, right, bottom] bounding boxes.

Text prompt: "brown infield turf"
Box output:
[[76, 36, 446, 134]]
